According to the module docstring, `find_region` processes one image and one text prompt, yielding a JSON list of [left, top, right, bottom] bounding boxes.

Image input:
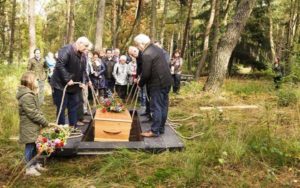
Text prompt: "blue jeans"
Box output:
[[139, 86, 147, 106], [149, 86, 170, 135], [53, 88, 80, 126], [172, 74, 181, 93], [25, 143, 37, 167]]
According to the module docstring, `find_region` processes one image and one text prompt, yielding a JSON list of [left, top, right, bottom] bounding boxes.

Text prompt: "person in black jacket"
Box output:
[[272, 57, 284, 89], [51, 36, 92, 127], [134, 34, 173, 137], [102, 49, 116, 94], [128, 46, 148, 109]]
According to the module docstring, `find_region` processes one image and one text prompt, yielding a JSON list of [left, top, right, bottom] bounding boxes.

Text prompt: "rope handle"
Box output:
[[103, 130, 122, 135], [48, 122, 67, 135], [56, 82, 83, 124]]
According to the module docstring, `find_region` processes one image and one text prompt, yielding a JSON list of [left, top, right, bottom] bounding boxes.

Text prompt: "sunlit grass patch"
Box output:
[[224, 79, 274, 96]]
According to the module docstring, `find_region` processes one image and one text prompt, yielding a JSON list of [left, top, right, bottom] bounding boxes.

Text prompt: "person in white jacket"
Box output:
[[113, 55, 129, 101]]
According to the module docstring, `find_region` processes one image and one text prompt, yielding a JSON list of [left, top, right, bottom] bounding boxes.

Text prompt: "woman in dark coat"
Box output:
[[91, 51, 106, 98]]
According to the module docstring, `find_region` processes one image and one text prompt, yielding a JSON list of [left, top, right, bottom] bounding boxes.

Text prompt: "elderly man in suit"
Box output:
[[51, 36, 92, 127], [134, 34, 173, 137]]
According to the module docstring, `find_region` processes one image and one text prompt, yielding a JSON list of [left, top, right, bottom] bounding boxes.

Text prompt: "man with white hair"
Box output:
[[128, 46, 150, 118], [51, 36, 92, 127], [113, 55, 129, 101], [134, 34, 173, 137]]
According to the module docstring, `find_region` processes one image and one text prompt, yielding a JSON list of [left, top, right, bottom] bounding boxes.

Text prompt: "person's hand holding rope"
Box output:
[[67, 79, 74, 86]]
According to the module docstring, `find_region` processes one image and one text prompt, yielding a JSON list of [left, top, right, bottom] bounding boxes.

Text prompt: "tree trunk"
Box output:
[[195, 0, 216, 79], [65, 0, 70, 45], [28, 0, 36, 58], [88, 0, 97, 39], [115, 0, 125, 48], [0, 0, 7, 59], [177, 30, 181, 50], [111, 0, 117, 48], [187, 31, 192, 73], [181, 0, 193, 58], [268, 1, 276, 63], [169, 30, 174, 59], [123, 0, 143, 50], [150, 0, 157, 40], [285, 0, 298, 75], [203, 0, 257, 93], [95, 0, 106, 51], [160, 0, 168, 45], [66, 0, 75, 44], [222, 0, 233, 26], [209, 0, 220, 72], [8, 0, 16, 64]]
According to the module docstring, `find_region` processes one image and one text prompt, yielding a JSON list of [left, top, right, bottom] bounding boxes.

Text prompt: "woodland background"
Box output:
[[0, 0, 300, 187]]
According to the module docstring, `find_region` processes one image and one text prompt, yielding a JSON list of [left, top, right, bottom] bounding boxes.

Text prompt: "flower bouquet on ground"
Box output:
[[36, 124, 71, 156]]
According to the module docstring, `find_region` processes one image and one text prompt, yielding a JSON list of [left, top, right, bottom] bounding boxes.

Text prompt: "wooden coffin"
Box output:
[[94, 109, 132, 142]]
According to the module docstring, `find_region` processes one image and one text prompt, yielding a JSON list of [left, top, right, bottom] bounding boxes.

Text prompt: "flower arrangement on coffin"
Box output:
[[36, 125, 70, 156], [100, 96, 125, 113], [97, 90, 125, 113]]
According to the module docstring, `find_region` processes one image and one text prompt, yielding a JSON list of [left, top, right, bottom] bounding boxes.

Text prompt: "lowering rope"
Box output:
[[167, 119, 204, 140], [141, 85, 203, 140], [89, 84, 101, 107], [131, 86, 140, 121], [55, 82, 90, 138], [56, 82, 81, 124], [125, 83, 136, 105]]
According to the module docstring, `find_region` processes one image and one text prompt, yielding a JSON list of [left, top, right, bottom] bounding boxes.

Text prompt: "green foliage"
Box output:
[[276, 89, 298, 107], [224, 79, 273, 96], [284, 57, 300, 84], [0, 64, 25, 139], [246, 126, 300, 166]]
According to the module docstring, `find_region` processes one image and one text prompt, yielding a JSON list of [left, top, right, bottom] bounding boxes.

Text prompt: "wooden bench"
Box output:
[[180, 74, 194, 85]]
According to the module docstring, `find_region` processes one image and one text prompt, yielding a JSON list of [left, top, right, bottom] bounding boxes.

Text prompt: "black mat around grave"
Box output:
[[55, 109, 184, 156]]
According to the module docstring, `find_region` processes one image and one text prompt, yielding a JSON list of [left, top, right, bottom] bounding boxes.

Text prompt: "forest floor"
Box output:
[[0, 65, 300, 187]]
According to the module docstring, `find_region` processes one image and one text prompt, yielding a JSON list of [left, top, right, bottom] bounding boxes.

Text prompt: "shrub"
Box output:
[[277, 90, 298, 107], [283, 56, 300, 84]]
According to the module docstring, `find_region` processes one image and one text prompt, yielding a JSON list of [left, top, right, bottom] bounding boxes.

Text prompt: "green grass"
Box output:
[[0, 65, 300, 187]]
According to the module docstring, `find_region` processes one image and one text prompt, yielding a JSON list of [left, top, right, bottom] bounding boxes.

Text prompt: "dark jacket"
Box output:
[[273, 63, 284, 77], [162, 49, 170, 64], [50, 44, 89, 93], [103, 57, 116, 80], [16, 86, 49, 144], [136, 51, 143, 76], [138, 44, 173, 89]]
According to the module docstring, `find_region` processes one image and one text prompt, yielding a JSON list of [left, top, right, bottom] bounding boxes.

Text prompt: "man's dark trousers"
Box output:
[[53, 88, 80, 126], [106, 79, 115, 93], [149, 86, 170, 135]]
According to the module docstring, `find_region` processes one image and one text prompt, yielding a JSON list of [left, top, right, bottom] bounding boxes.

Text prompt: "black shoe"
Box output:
[[140, 112, 150, 116], [141, 117, 152, 123], [159, 129, 165, 134]]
